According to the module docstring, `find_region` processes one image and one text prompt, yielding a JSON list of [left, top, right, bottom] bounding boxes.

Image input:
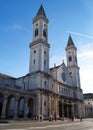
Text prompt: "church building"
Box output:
[[0, 5, 83, 120]]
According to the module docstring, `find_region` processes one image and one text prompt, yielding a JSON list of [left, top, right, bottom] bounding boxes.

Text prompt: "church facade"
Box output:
[[0, 5, 83, 120]]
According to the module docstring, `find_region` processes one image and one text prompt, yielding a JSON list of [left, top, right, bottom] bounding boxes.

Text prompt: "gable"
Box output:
[[57, 63, 72, 86]]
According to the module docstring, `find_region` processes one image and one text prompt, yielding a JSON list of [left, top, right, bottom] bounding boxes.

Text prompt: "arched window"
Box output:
[[43, 29, 46, 37], [33, 59, 35, 64], [44, 60, 46, 65], [68, 56, 72, 62], [44, 81, 46, 86], [44, 51, 46, 55], [35, 28, 38, 37], [75, 56, 77, 63], [61, 72, 66, 82], [69, 72, 72, 77]]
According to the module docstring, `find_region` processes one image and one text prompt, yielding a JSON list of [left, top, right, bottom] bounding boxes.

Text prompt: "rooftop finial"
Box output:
[[54, 63, 56, 67]]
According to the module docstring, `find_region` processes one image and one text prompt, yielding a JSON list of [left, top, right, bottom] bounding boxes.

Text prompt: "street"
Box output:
[[0, 119, 93, 130]]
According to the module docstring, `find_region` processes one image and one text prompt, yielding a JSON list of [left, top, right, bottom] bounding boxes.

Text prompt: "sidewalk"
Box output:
[[0, 118, 92, 130], [0, 118, 89, 125], [7, 118, 82, 124]]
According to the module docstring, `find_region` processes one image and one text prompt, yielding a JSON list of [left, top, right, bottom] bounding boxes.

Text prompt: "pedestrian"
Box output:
[[80, 117, 82, 122], [80, 116, 82, 122]]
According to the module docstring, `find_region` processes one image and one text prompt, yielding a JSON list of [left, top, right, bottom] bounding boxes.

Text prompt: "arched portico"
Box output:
[[0, 89, 35, 119], [59, 99, 74, 119]]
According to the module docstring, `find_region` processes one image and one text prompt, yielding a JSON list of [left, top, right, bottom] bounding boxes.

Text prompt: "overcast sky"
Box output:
[[0, 0, 93, 93]]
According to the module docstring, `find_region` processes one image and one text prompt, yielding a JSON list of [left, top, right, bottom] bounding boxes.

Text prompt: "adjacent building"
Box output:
[[0, 5, 83, 120], [83, 93, 93, 118]]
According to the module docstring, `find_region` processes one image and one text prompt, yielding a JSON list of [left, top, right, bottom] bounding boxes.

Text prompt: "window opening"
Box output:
[[34, 50, 36, 53], [33, 59, 35, 64], [35, 28, 38, 37], [68, 56, 72, 62], [43, 29, 46, 37]]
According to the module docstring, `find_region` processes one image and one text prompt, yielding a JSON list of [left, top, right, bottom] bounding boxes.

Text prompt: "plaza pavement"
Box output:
[[0, 118, 93, 130]]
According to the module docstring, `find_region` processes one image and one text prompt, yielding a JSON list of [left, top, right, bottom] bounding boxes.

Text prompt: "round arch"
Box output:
[[6, 94, 16, 118], [27, 98, 34, 118], [18, 96, 25, 118]]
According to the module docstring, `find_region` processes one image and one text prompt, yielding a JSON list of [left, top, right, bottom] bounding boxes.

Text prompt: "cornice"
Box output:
[[30, 39, 50, 48]]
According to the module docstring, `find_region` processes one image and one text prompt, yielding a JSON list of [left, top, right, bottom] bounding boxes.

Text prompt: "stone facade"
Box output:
[[0, 5, 83, 120], [83, 93, 93, 118]]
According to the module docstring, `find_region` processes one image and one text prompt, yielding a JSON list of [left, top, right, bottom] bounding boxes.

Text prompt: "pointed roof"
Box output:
[[33, 4, 48, 23], [67, 35, 75, 47], [36, 4, 47, 18]]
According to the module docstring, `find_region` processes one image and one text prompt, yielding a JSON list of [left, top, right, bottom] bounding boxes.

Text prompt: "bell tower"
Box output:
[[65, 35, 81, 88], [29, 4, 50, 74]]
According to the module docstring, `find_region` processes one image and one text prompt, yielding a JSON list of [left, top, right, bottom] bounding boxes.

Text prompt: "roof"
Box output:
[[50, 62, 66, 70], [50, 65, 61, 70], [36, 4, 47, 18], [83, 93, 93, 99], [67, 35, 75, 47], [0, 73, 16, 79]]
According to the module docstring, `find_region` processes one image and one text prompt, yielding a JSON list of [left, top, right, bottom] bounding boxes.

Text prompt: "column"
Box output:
[[76, 102, 80, 117], [36, 92, 41, 120], [54, 95, 56, 121], [33, 97, 36, 117], [14, 98, 18, 119], [1, 98, 7, 119], [24, 99, 28, 119], [62, 99, 64, 120], [48, 94, 52, 118], [72, 102, 74, 117], [41, 93, 44, 120], [56, 97, 59, 119], [51, 95, 54, 119], [67, 101, 69, 118]]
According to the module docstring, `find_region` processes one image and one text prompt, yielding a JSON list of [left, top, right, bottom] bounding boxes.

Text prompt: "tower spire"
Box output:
[[36, 4, 47, 18], [67, 35, 75, 47], [33, 4, 49, 24]]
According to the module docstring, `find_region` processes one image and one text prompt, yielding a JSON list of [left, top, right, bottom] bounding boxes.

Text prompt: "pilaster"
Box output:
[[56, 96, 59, 118], [62, 99, 64, 118], [72, 102, 74, 117], [24, 99, 28, 119], [67, 101, 69, 118], [1, 98, 7, 119], [36, 92, 41, 120], [41, 93, 44, 119], [14, 98, 18, 119]]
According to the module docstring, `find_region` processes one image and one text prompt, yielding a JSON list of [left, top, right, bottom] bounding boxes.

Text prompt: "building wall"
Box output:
[[0, 75, 15, 87], [83, 98, 93, 118]]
